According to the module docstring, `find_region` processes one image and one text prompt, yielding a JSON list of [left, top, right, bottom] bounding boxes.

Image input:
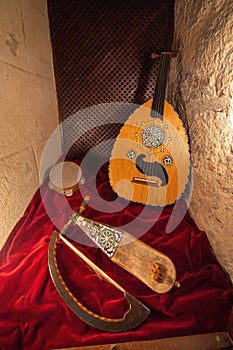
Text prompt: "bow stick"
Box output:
[[48, 229, 150, 332]]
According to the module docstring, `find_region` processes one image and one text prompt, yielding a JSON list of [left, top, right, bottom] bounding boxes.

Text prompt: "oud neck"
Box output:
[[150, 54, 170, 120]]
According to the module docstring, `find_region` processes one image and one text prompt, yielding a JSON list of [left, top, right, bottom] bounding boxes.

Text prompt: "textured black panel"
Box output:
[[47, 0, 174, 159]]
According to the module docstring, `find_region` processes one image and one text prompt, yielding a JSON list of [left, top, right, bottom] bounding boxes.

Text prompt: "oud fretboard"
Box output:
[[150, 54, 170, 120]]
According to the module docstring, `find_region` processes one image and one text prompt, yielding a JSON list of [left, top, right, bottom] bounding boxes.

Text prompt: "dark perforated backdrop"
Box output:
[[47, 0, 174, 159]]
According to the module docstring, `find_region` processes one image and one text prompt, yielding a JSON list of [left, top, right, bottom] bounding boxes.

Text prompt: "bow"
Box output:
[[48, 229, 150, 332]]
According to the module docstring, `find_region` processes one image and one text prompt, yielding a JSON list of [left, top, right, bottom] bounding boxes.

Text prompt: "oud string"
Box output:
[[152, 54, 165, 119]]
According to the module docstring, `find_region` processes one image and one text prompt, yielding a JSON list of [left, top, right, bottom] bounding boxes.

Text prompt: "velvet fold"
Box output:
[[0, 159, 232, 350]]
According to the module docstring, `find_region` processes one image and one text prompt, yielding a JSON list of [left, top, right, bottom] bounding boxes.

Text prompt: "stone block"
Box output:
[[0, 0, 25, 42], [0, 146, 38, 249], [0, 1, 55, 78], [21, 0, 54, 77], [0, 60, 59, 158], [170, 0, 233, 281], [33, 137, 62, 182], [30, 0, 48, 16], [0, 29, 28, 70], [27, 74, 59, 138]]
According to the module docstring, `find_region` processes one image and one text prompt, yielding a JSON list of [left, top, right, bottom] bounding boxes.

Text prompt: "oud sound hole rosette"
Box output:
[[141, 125, 165, 148], [163, 156, 173, 166], [127, 150, 136, 159]]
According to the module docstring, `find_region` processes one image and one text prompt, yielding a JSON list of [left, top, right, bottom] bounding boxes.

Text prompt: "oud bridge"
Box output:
[[132, 177, 159, 187]]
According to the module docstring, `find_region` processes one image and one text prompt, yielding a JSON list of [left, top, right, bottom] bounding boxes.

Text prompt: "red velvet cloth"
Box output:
[[0, 159, 232, 350]]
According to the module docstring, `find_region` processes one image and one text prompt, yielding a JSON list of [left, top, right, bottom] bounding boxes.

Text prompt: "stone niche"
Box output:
[[169, 0, 233, 281], [0, 0, 60, 248]]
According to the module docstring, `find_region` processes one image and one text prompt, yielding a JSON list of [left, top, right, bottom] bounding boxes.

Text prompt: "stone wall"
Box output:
[[0, 0, 60, 248], [169, 0, 233, 280]]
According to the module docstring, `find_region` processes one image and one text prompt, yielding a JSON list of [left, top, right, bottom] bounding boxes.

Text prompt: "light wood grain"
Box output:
[[109, 99, 190, 206], [112, 231, 176, 293]]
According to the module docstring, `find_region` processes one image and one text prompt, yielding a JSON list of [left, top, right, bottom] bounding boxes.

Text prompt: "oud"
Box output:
[[109, 52, 190, 206]]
